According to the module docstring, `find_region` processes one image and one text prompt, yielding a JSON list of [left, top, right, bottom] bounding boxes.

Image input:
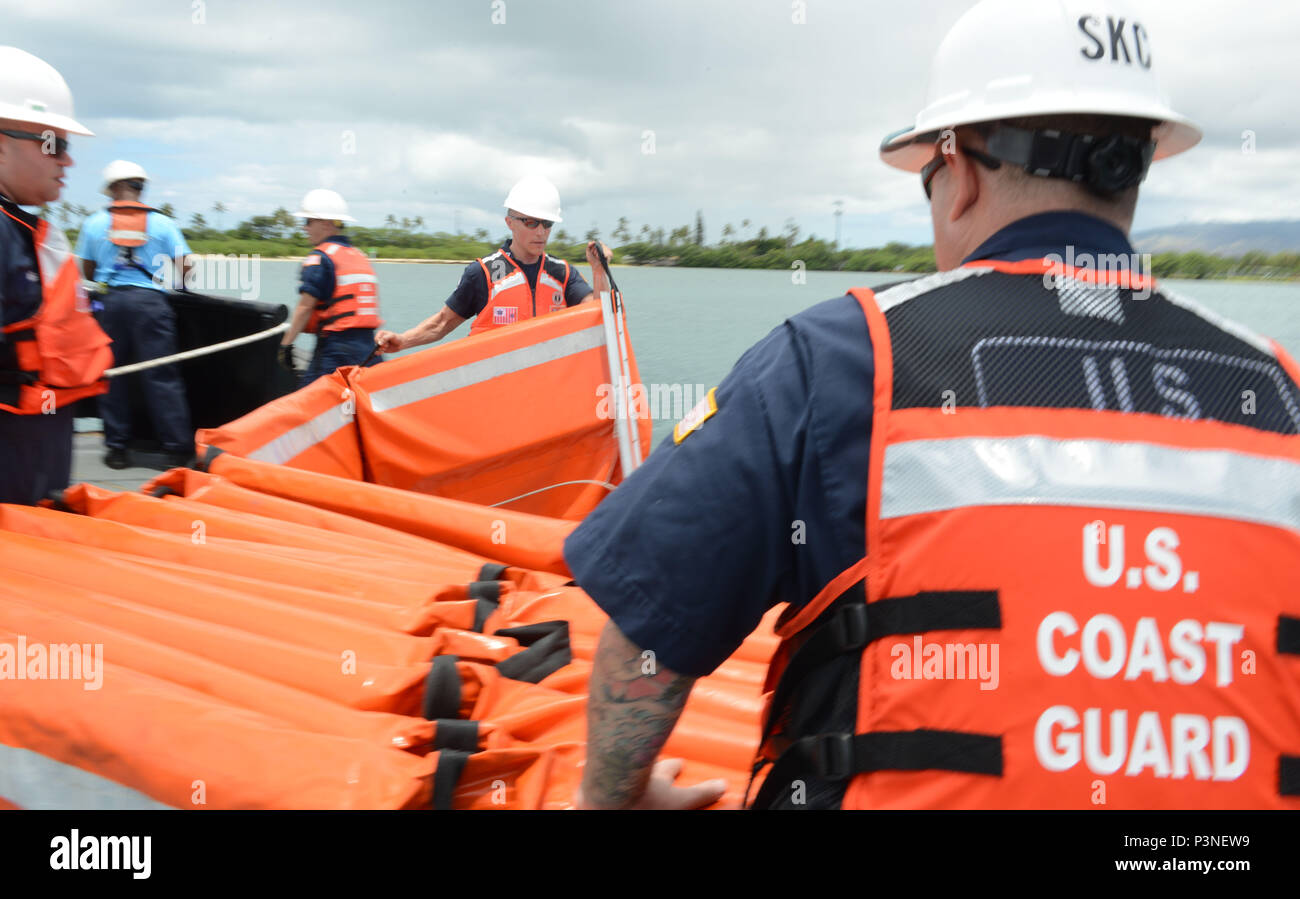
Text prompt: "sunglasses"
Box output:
[[509, 214, 554, 231], [0, 128, 70, 158], [922, 144, 1002, 200]]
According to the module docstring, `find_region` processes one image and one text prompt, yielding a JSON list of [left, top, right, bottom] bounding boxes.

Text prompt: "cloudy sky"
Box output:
[[7, 0, 1299, 247]]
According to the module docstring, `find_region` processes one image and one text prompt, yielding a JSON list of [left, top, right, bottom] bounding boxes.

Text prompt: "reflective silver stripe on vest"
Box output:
[[488, 271, 526, 301], [107, 229, 149, 242], [246, 402, 354, 465], [0, 744, 173, 810], [336, 273, 377, 287], [881, 435, 1300, 530], [873, 266, 992, 312], [370, 324, 606, 413]]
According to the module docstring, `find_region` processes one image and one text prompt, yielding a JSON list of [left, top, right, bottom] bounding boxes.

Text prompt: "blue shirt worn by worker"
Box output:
[[76, 207, 191, 291], [444, 240, 593, 320], [562, 211, 1143, 678]]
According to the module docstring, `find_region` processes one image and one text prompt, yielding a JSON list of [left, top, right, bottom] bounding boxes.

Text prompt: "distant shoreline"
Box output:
[[232, 255, 477, 265], [194, 254, 642, 267], [190, 254, 1300, 281]]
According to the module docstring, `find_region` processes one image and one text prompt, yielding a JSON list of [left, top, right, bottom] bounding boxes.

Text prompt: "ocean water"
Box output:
[[202, 259, 1300, 444]]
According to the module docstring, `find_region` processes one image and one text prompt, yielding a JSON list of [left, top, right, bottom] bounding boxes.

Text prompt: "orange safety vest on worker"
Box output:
[[0, 209, 112, 414], [305, 241, 382, 334], [105, 200, 158, 248], [468, 248, 572, 335], [753, 259, 1300, 809]]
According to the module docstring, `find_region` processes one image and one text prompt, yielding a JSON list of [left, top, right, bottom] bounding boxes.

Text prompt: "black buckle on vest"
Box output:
[[833, 603, 869, 652], [809, 734, 855, 780]]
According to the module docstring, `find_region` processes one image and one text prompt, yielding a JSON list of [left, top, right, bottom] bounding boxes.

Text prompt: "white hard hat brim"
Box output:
[[292, 209, 357, 223], [880, 92, 1203, 174], [0, 101, 93, 136], [504, 203, 563, 224]]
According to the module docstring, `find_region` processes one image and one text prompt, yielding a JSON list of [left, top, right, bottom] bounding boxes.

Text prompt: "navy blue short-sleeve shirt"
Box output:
[[564, 293, 875, 677], [562, 212, 1138, 678]]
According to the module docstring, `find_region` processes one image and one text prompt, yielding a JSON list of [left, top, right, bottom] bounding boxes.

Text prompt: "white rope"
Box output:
[[104, 321, 290, 377], [488, 479, 617, 508]]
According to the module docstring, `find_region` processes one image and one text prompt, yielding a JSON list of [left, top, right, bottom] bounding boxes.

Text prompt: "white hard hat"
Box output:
[[503, 175, 563, 223], [0, 47, 92, 136], [880, 0, 1202, 173], [101, 160, 148, 196], [292, 188, 355, 223]]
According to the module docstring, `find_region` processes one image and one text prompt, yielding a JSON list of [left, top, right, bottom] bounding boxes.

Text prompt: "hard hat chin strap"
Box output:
[[983, 126, 1155, 197]]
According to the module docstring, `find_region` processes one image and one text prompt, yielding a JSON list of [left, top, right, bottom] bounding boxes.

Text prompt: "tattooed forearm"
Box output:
[[581, 620, 696, 808]]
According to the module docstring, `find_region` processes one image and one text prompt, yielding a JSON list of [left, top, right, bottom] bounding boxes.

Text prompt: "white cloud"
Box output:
[[3, 0, 1296, 246]]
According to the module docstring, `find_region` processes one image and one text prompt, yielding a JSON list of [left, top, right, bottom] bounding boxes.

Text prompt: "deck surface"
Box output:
[[71, 431, 172, 493]]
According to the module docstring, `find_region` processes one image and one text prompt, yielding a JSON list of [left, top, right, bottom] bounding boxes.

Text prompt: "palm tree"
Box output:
[[212, 201, 227, 232], [414, 216, 424, 231], [385, 214, 398, 228], [722, 223, 735, 244], [613, 217, 631, 244]]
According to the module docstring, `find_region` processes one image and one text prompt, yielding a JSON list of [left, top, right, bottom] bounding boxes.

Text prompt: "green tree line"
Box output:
[[52, 201, 1300, 280]]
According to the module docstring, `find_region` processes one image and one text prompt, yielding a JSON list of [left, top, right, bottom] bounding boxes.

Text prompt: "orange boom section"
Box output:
[[195, 302, 652, 520], [0, 457, 781, 809]]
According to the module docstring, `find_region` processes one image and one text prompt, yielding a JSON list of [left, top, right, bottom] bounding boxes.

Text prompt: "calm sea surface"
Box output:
[[204, 260, 1300, 445]]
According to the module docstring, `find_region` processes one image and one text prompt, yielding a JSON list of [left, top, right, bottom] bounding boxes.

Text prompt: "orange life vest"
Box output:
[[755, 259, 1300, 809], [305, 241, 381, 334], [468, 247, 571, 335], [0, 209, 112, 414], [106, 200, 159, 248]]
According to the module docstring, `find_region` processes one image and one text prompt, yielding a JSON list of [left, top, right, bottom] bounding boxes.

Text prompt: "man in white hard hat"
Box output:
[[0, 47, 112, 504], [281, 188, 383, 386], [564, 0, 1300, 811], [373, 175, 610, 352], [76, 160, 195, 469]]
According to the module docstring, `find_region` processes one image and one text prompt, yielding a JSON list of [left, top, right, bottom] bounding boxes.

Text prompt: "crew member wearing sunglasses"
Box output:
[[0, 47, 112, 506], [374, 174, 610, 352]]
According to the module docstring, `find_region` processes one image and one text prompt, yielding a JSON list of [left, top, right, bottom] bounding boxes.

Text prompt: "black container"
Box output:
[[74, 291, 297, 449]]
